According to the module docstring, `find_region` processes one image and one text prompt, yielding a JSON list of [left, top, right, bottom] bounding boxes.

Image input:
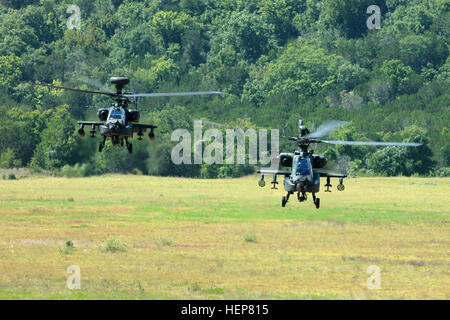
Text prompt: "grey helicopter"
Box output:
[[25, 77, 221, 154], [257, 120, 422, 208]]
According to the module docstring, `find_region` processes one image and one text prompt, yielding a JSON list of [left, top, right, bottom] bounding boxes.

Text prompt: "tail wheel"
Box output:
[[127, 143, 133, 154], [98, 143, 104, 153]]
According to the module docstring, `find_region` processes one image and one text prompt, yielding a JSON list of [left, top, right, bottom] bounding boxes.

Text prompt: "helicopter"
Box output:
[[257, 120, 422, 209], [25, 77, 222, 154]]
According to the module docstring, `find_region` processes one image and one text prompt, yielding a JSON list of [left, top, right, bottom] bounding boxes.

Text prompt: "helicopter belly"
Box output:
[[301, 173, 320, 193], [285, 173, 320, 193], [99, 125, 133, 137]]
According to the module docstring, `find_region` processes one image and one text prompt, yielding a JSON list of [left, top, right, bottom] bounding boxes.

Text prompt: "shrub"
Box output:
[[0, 148, 22, 168], [155, 236, 173, 247], [100, 237, 128, 253], [189, 282, 202, 292], [60, 163, 88, 178], [434, 167, 450, 177], [59, 240, 75, 255], [243, 232, 258, 243]]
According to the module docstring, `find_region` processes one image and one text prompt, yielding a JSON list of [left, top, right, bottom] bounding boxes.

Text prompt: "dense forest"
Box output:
[[0, 0, 448, 178]]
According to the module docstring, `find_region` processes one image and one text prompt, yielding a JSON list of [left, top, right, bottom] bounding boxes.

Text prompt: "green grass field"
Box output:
[[0, 175, 448, 299]]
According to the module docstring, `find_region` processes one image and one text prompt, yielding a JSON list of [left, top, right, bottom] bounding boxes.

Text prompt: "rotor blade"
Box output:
[[22, 82, 114, 96], [307, 120, 349, 138], [79, 78, 113, 93], [124, 91, 222, 98], [280, 135, 299, 141], [321, 140, 422, 147]]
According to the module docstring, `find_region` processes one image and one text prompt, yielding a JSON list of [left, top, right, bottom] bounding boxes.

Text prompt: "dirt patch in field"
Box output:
[[174, 244, 211, 248], [29, 208, 48, 214], [28, 208, 83, 214], [132, 242, 155, 249], [65, 220, 90, 224], [0, 239, 99, 248], [0, 220, 52, 227], [341, 255, 449, 267]]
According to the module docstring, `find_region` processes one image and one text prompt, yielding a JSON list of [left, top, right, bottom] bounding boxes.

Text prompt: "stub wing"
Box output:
[[77, 121, 105, 127], [317, 171, 347, 178], [257, 169, 291, 176], [132, 123, 157, 133]]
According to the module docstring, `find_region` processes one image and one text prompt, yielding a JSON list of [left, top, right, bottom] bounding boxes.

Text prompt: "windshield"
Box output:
[[109, 109, 122, 120], [295, 157, 312, 176]]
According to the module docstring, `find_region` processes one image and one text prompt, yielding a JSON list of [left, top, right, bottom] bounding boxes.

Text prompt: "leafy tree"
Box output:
[[380, 59, 416, 94], [149, 10, 206, 65], [259, 0, 305, 44], [383, 2, 435, 34], [366, 146, 409, 176], [199, 45, 249, 95], [243, 42, 366, 105], [322, 0, 387, 38], [0, 55, 23, 92], [134, 57, 180, 92], [441, 144, 450, 167], [0, 9, 40, 56], [0, 148, 22, 168], [88, 142, 148, 174], [323, 123, 369, 162], [397, 34, 448, 72], [211, 10, 277, 63], [366, 125, 434, 176], [180, 0, 206, 16], [30, 105, 80, 171], [146, 105, 200, 177], [0, 0, 36, 9], [0, 106, 51, 166]]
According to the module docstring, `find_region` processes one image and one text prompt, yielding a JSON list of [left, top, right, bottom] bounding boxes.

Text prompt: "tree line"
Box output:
[[0, 0, 448, 178]]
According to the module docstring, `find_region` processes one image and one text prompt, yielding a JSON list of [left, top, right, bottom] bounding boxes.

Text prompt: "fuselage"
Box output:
[[284, 154, 321, 194], [98, 107, 133, 143]]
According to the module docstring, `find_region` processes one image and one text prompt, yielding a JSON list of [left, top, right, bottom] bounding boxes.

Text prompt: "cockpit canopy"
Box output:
[[108, 109, 124, 122], [293, 156, 313, 177]]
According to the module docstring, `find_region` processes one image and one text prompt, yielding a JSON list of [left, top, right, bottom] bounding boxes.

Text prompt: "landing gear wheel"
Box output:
[[282, 196, 287, 207], [98, 143, 104, 153], [127, 143, 133, 154], [314, 198, 320, 209]]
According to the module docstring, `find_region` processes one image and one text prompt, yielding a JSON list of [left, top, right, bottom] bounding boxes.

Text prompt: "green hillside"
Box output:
[[0, 0, 448, 177]]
